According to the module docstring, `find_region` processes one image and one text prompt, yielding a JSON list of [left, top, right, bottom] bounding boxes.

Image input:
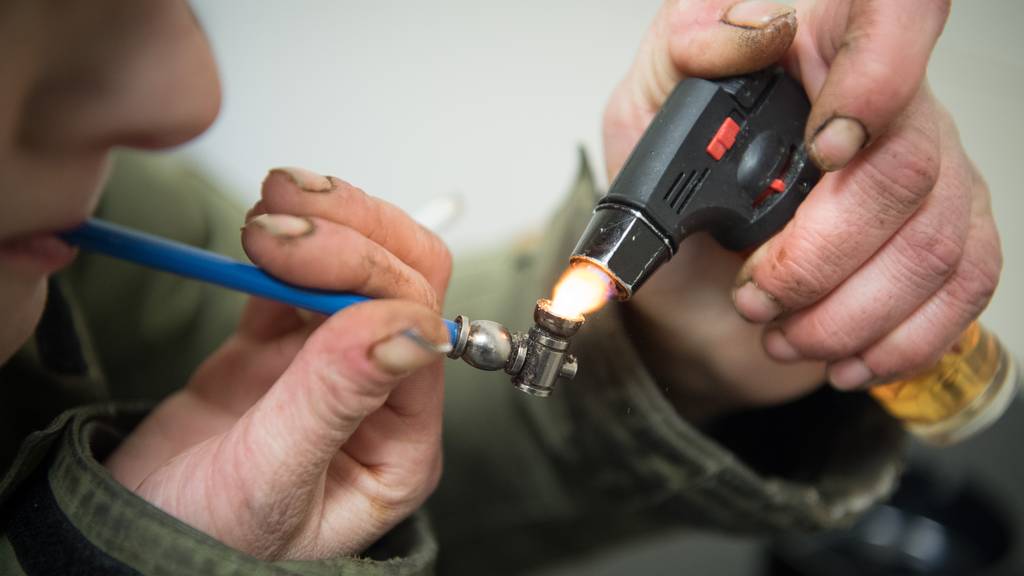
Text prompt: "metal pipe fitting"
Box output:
[[449, 299, 583, 398], [453, 317, 514, 371]]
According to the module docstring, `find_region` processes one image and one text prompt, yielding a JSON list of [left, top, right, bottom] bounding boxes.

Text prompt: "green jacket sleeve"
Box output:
[[2, 404, 436, 576], [1, 151, 438, 575], [430, 150, 904, 575]]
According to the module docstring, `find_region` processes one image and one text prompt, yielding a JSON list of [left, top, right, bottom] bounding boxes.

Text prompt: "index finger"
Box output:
[[242, 213, 442, 311], [258, 167, 452, 296]]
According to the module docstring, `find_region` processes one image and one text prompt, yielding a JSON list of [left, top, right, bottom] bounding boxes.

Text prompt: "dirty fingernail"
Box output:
[[735, 240, 770, 287], [372, 330, 446, 376], [244, 200, 266, 223], [810, 117, 867, 171], [733, 281, 782, 323], [763, 329, 803, 362], [827, 357, 875, 390], [402, 328, 453, 355], [723, 0, 795, 28], [245, 213, 314, 238], [269, 166, 335, 192]]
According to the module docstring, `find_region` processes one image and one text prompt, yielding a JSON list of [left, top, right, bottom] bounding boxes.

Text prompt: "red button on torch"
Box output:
[[706, 117, 741, 160]]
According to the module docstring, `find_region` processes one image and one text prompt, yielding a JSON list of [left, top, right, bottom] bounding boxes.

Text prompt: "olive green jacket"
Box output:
[[0, 151, 903, 575]]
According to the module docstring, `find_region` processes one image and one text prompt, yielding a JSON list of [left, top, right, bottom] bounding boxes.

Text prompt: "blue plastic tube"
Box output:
[[61, 219, 460, 346]]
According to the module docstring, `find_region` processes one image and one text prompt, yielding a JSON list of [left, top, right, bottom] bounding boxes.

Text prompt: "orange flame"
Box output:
[[549, 263, 613, 319]]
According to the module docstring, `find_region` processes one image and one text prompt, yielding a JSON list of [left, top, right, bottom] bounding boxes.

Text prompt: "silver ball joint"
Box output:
[[448, 299, 583, 398]]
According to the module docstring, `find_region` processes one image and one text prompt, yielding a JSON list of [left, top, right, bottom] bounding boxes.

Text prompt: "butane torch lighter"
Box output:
[[448, 67, 823, 400], [572, 66, 820, 294], [564, 66, 1018, 445]]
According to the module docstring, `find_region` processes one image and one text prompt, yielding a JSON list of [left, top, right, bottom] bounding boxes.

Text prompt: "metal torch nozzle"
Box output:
[[448, 298, 582, 398]]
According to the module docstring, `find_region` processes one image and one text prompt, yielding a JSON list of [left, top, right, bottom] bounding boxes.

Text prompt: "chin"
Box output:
[[0, 274, 49, 365]]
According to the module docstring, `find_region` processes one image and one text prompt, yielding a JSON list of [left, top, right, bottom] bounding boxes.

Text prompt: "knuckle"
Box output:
[[855, 55, 911, 103], [944, 224, 1002, 317], [855, 134, 939, 216], [366, 459, 439, 520], [417, 280, 441, 312], [354, 244, 384, 294], [980, 224, 1005, 280], [366, 483, 418, 524], [947, 257, 999, 316], [787, 309, 863, 360], [944, 150, 975, 198], [413, 224, 451, 270], [309, 334, 391, 399], [397, 262, 439, 310], [360, 245, 437, 308], [890, 225, 964, 287], [404, 227, 451, 307], [327, 175, 364, 200], [331, 179, 381, 223], [867, 334, 944, 380], [306, 360, 384, 430], [383, 477, 423, 510], [887, 342, 944, 378]]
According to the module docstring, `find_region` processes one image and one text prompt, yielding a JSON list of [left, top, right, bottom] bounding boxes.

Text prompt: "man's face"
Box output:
[[0, 0, 221, 362]]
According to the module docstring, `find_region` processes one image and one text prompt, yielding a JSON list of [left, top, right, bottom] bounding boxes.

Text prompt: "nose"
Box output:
[[20, 1, 221, 152]]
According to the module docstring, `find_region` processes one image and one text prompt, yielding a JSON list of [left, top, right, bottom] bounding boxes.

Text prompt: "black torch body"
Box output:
[[451, 67, 821, 399], [572, 67, 821, 299]]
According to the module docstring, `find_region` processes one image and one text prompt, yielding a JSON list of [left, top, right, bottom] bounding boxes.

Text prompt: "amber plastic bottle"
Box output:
[[870, 322, 1021, 445]]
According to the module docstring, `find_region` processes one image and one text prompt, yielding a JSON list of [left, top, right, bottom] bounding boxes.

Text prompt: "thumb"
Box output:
[[227, 300, 449, 496], [606, 0, 796, 178], [803, 0, 951, 171]]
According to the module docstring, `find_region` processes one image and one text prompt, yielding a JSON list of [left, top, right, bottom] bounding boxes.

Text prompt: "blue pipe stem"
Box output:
[[61, 219, 459, 346]]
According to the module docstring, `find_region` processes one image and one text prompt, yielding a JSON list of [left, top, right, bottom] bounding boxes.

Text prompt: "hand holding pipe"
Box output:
[[572, 67, 820, 297], [61, 218, 574, 395], [61, 218, 460, 344]]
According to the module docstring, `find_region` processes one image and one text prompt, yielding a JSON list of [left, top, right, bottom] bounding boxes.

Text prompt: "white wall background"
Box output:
[[181, 1, 1024, 361]]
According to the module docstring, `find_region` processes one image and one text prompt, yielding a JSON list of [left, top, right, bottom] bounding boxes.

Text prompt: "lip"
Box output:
[[0, 231, 79, 274]]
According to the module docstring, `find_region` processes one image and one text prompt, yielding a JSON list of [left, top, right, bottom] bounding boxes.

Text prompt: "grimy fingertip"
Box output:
[[267, 166, 336, 193], [371, 331, 446, 376], [808, 116, 868, 172], [722, 1, 794, 30], [720, 2, 797, 71], [245, 213, 316, 239]]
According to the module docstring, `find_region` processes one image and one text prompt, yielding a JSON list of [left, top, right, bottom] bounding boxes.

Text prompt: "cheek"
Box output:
[[0, 272, 47, 364]]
